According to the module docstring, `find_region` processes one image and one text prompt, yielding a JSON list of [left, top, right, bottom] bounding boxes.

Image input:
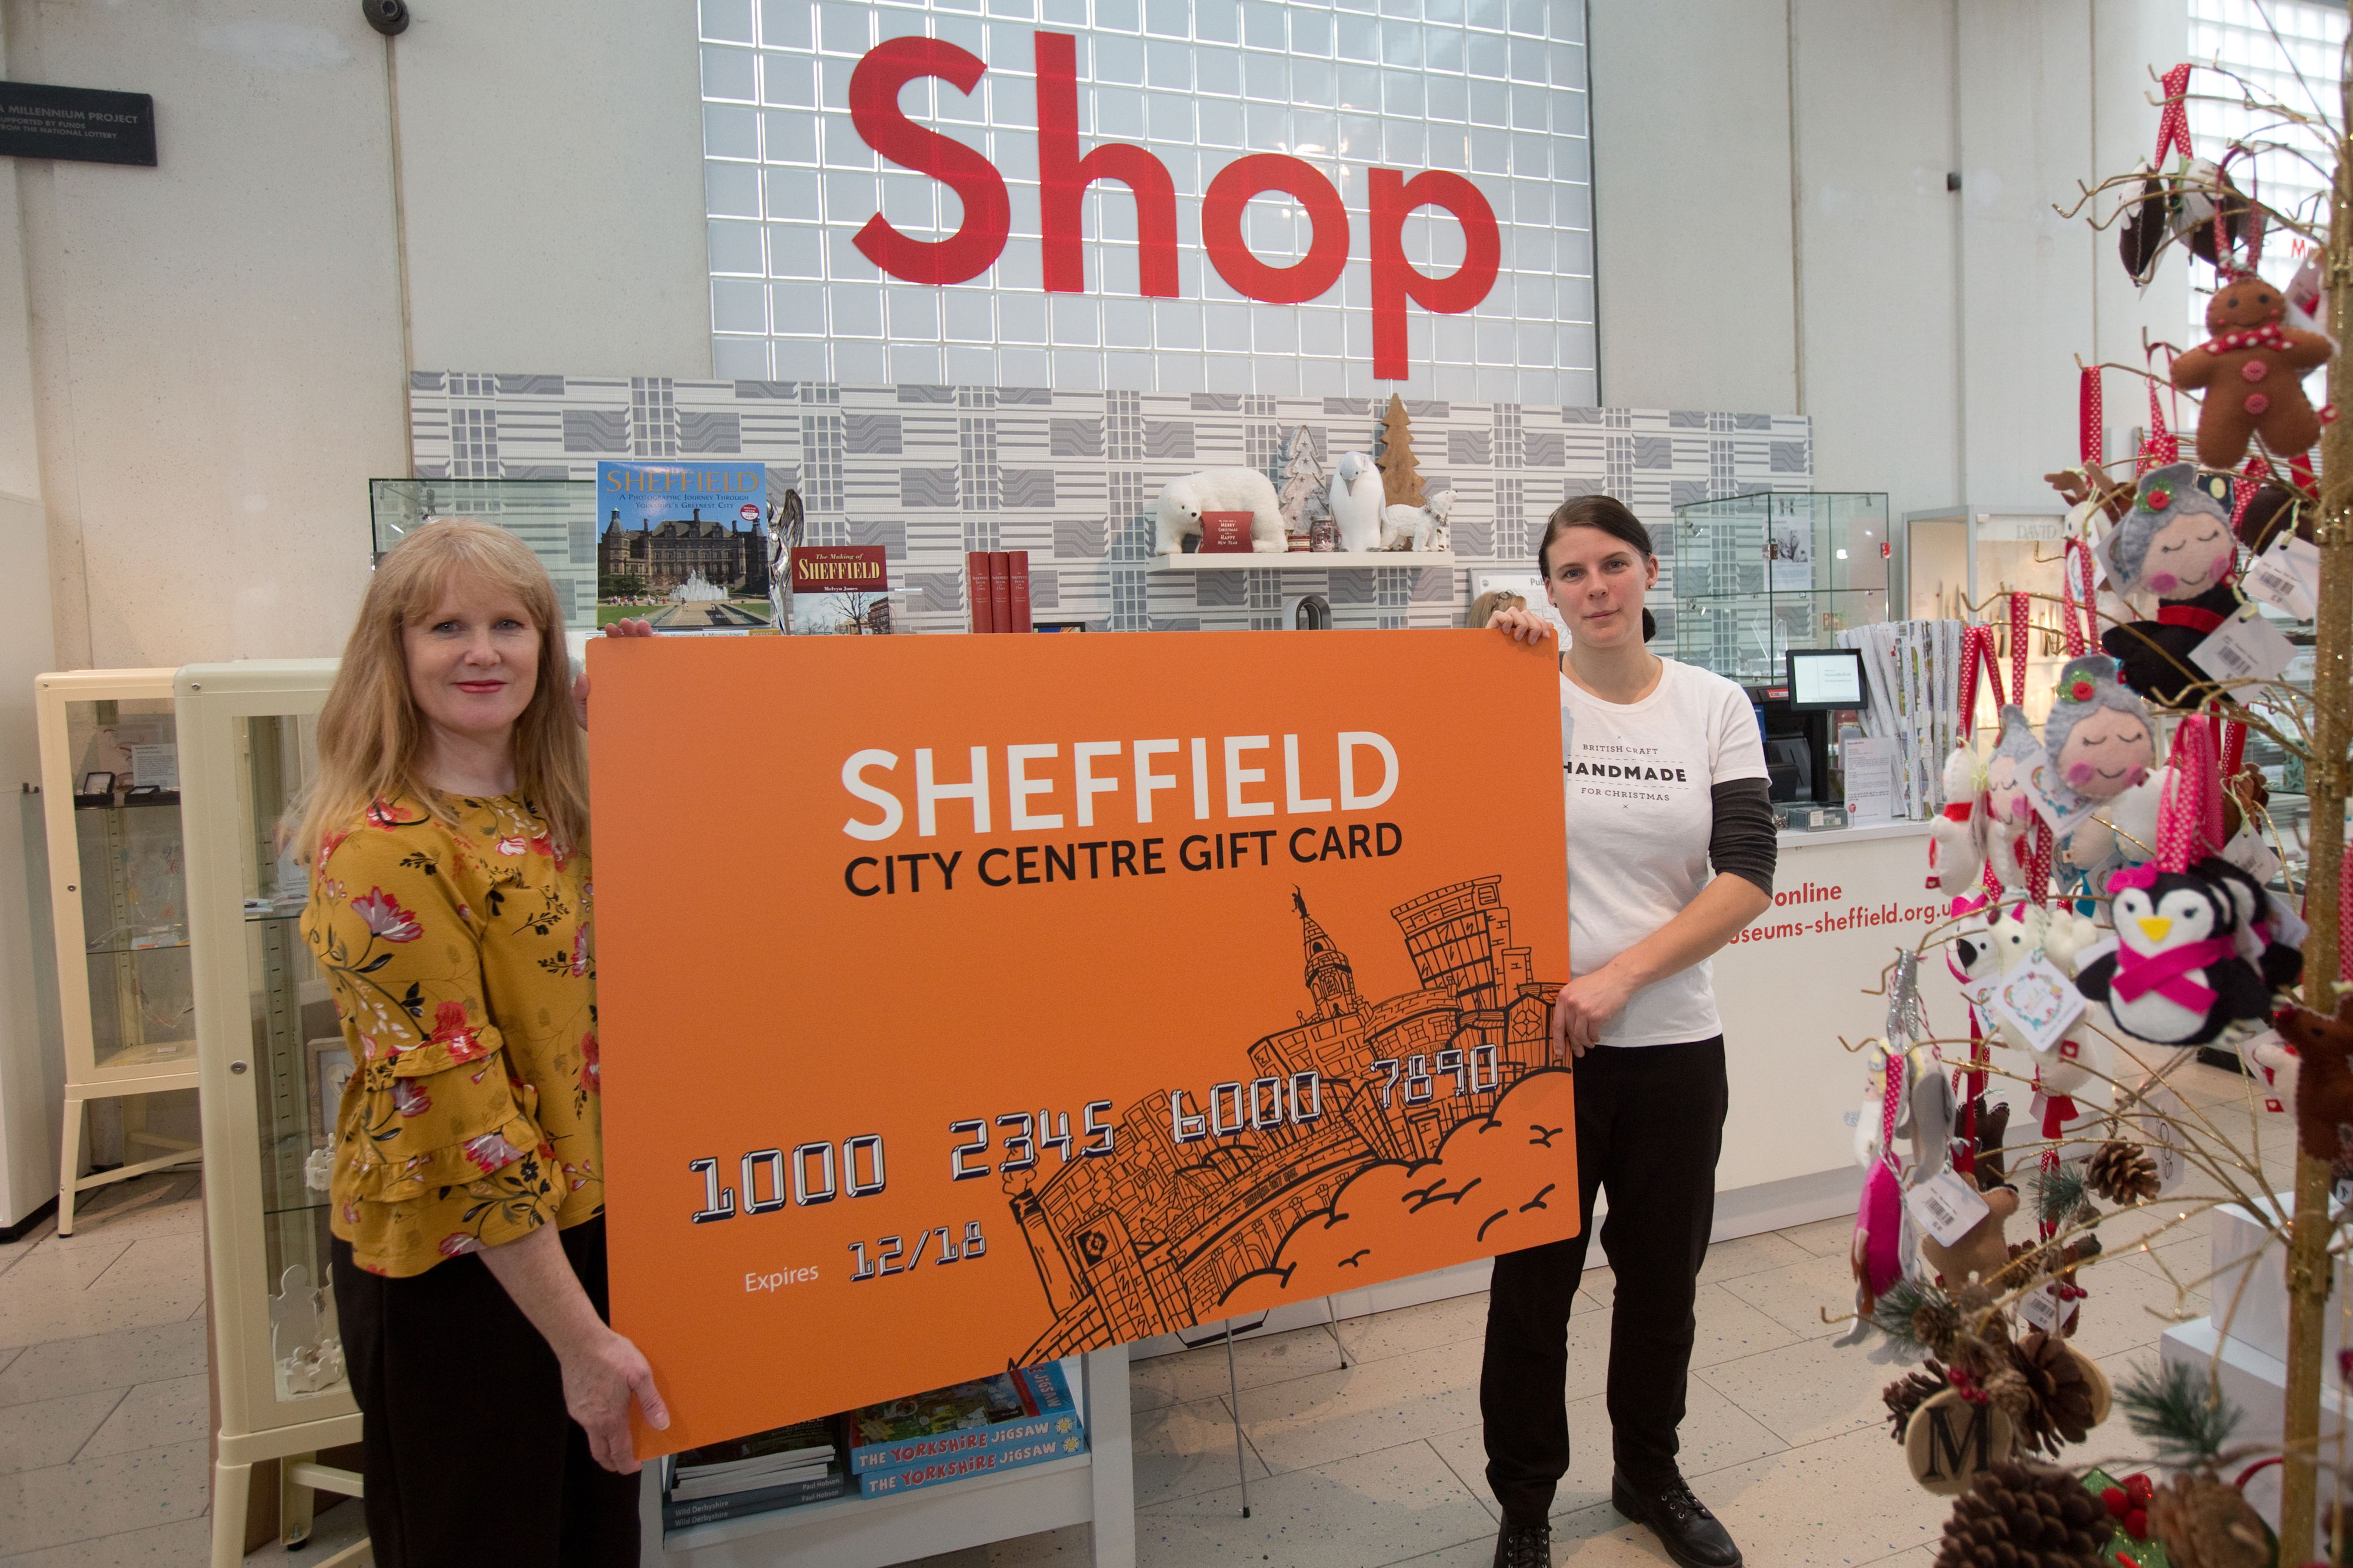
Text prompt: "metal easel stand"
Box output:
[[1217, 1295, 1355, 1519]]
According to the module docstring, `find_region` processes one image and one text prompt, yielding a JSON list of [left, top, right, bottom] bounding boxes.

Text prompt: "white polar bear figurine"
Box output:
[[1328, 452, 1384, 553], [1153, 468, 1287, 555], [1381, 488, 1454, 552]]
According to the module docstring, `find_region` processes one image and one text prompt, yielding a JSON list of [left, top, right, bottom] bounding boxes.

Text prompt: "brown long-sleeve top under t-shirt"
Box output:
[[305, 793, 603, 1278]]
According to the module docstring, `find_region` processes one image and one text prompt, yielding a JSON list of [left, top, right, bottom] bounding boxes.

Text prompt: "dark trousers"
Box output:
[[1481, 1037, 1729, 1525], [332, 1217, 641, 1568]]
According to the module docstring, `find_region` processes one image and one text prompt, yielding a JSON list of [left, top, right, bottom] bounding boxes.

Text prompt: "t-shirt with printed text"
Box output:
[[1561, 658, 1769, 1046]]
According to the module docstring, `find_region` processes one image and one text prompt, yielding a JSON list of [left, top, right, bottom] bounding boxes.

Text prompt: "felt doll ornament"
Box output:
[[2098, 463, 2243, 709], [2074, 718, 2277, 1047], [1982, 706, 2044, 890], [2170, 274, 2332, 470], [2036, 656, 2157, 902]]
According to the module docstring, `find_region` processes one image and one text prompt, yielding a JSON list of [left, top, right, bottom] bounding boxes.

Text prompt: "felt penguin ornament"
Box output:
[[2201, 854, 2307, 992], [2074, 718, 2275, 1047], [2098, 463, 2241, 710]]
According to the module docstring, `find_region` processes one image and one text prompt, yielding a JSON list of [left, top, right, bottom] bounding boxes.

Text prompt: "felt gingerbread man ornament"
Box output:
[[2098, 462, 2242, 709], [2169, 273, 2332, 469]]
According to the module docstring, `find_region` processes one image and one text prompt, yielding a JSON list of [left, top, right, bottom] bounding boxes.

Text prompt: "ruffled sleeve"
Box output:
[[308, 810, 562, 1270]]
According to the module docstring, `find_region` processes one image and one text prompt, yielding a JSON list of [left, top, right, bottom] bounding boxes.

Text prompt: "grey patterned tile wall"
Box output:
[[409, 373, 1810, 633]]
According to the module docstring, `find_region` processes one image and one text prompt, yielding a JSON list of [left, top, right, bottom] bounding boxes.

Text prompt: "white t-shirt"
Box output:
[[1560, 658, 1770, 1047]]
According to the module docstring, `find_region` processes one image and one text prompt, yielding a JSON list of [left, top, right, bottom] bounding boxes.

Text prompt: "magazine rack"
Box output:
[[640, 1346, 1134, 1568]]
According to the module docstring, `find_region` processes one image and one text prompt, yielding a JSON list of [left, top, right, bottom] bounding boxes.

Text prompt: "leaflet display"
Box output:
[[588, 632, 1577, 1456]]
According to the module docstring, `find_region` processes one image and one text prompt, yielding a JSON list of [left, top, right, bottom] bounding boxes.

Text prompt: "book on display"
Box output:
[[660, 1469, 851, 1528], [849, 1361, 1083, 1476], [659, 1414, 849, 1527]]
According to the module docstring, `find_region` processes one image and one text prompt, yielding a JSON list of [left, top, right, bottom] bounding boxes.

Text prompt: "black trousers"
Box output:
[[1481, 1036, 1729, 1525], [332, 1217, 641, 1567]]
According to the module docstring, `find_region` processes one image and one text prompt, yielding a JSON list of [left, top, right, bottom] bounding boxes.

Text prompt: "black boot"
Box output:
[[1490, 1517, 1551, 1568], [1611, 1472, 1741, 1568]]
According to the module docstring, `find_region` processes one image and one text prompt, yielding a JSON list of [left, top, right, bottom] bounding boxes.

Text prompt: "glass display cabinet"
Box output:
[[34, 668, 203, 1236], [178, 660, 362, 1564], [1903, 506, 2076, 725], [1669, 491, 1892, 683]]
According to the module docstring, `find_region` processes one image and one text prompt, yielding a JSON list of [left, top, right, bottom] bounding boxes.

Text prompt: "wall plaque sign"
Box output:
[[0, 82, 155, 167]]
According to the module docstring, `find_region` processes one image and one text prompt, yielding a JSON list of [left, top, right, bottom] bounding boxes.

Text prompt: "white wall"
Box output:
[[0, 6, 58, 1227], [2, 0, 712, 675], [1594, 0, 2185, 532]]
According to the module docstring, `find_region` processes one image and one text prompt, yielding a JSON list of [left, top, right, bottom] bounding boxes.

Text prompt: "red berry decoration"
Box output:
[[2122, 1472, 2154, 1503], [2145, 485, 2174, 509], [2101, 1486, 2129, 1518], [2070, 678, 2097, 701], [2124, 1506, 2147, 1539]]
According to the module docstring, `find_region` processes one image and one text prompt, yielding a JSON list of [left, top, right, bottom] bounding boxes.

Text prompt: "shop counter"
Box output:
[[1711, 818, 1941, 1232]]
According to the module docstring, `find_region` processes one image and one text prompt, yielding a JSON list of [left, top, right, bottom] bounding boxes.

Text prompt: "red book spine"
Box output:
[[988, 551, 1013, 635], [967, 551, 995, 633], [1008, 551, 1032, 633]]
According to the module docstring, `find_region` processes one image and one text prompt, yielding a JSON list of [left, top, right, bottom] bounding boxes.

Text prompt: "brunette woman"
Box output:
[[1481, 497, 1776, 1568], [296, 519, 660, 1565]]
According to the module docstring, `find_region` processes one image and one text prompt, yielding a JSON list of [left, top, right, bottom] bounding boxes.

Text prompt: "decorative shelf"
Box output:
[[1148, 551, 1455, 571]]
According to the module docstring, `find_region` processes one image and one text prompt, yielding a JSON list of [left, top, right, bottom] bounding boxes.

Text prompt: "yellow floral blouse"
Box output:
[[306, 794, 602, 1277]]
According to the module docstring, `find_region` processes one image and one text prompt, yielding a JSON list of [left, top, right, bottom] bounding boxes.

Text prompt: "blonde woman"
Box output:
[[297, 519, 660, 1565]]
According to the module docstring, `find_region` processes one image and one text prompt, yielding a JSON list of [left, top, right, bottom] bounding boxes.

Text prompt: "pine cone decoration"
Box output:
[[2147, 1472, 2268, 1568], [2086, 1139, 2160, 1205], [2007, 1331, 2097, 1457], [1932, 1460, 2111, 1568], [1884, 1362, 1947, 1441], [1912, 1297, 1962, 1359]]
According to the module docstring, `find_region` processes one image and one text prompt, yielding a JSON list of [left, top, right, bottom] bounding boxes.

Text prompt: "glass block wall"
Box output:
[[695, 0, 1597, 403]]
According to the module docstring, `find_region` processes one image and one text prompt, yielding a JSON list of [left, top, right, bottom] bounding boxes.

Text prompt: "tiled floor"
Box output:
[[0, 1061, 2276, 1566]]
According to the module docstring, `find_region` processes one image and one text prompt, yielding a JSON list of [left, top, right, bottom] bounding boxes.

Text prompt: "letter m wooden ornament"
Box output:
[[1903, 1389, 2014, 1495]]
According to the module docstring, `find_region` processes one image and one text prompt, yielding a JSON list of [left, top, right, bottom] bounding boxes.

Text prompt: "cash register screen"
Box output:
[[1785, 648, 1865, 711]]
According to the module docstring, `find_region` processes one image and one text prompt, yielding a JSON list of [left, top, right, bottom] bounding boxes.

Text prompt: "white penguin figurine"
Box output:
[[1328, 452, 1384, 553]]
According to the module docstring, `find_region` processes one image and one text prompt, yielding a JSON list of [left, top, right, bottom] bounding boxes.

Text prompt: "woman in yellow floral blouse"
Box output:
[[298, 518, 659, 1565]]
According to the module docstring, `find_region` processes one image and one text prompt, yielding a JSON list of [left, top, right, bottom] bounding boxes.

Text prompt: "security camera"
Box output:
[[362, 0, 409, 36]]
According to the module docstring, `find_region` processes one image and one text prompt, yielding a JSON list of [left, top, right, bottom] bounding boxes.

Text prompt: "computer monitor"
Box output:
[[1785, 647, 1867, 712]]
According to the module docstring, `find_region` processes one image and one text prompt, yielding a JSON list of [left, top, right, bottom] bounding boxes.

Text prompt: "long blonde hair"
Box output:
[[295, 519, 588, 862]]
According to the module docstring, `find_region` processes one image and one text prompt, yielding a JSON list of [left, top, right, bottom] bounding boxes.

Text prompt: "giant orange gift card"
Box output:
[[587, 629, 1575, 1457]]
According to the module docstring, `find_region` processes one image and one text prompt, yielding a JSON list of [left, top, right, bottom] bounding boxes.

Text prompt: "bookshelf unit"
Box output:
[[641, 1347, 1134, 1568]]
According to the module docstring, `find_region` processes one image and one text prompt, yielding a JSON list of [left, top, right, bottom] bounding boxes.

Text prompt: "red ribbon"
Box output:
[[2154, 65, 2194, 166], [2158, 602, 2228, 633], [2008, 593, 2029, 705], [2111, 934, 2237, 1012], [2145, 378, 2179, 469], [2080, 366, 2103, 466], [2042, 1094, 2081, 1139], [2060, 539, 2095, 658]]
